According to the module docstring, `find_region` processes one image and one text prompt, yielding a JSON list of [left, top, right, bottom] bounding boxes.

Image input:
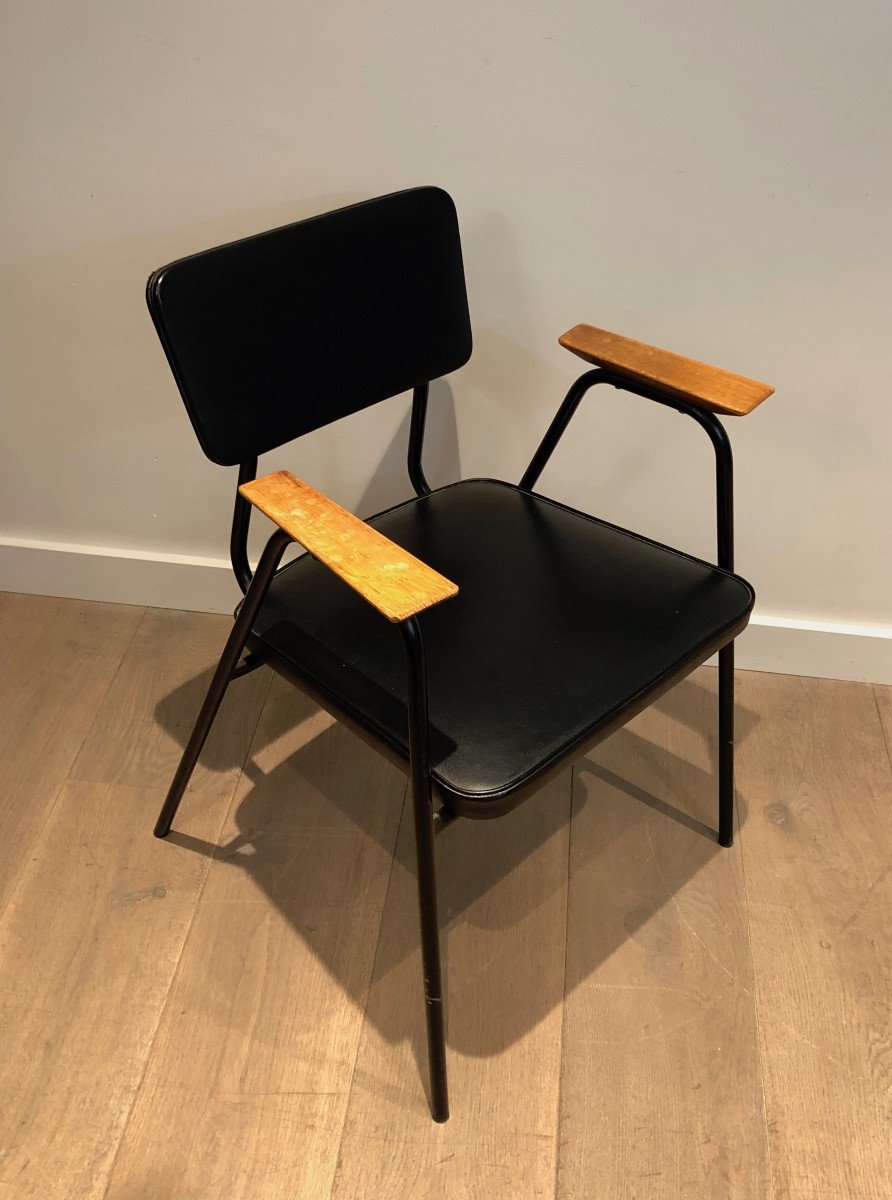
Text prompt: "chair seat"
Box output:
[[249, 479, 754, 816]]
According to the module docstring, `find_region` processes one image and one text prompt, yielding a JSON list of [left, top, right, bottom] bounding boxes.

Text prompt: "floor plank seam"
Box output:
[[329, 778, 409, 1199], [871, 685, 892, 772], [0, 606, 147, 927], [98, 663, 275, 1200], [4, 598, 889, 1199], [736, 748, 781, 1200], [552, 764, 575, 1200]]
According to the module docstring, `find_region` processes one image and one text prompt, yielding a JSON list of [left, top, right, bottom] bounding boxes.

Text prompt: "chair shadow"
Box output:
[[155, 663, 759, 1090]]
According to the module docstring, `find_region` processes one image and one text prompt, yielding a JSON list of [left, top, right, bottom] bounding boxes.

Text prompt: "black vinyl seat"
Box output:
[[249, 478, 754, 815]]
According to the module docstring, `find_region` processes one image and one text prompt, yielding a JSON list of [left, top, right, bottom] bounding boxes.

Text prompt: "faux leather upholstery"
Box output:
[[249, 479, 754, 817], [146, 188, 472, 465]]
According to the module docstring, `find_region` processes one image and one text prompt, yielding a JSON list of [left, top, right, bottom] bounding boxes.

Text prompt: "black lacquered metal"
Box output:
[[230, 458, 258, 594], [400, 616, 448, 1122], [153, 527, 291, 838], [718, 643, 735, 847], [408, 383, 432, 497], [519, 368, 605, 492], [230, 651, 266, 679], [521, 367, 734, 568], [521, 368, 739, 847]]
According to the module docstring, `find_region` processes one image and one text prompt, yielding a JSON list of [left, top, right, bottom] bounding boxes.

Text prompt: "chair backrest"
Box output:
[[146, 187, 472, 466]]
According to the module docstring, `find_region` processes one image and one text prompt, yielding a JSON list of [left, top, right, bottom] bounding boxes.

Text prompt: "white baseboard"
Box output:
[[731, 615, 891, 685], [1, 535, 890, 685], [0, 535, 241, 615]]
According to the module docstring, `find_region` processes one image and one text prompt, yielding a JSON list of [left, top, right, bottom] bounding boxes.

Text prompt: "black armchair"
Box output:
[[146, 187, 773, 1122]]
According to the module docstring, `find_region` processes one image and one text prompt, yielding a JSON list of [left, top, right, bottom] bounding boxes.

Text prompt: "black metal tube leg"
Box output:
[[400, 616, 448, 1122], [154, 529, 291, 839], [411, 782, 449, 1121], [718, 642, 735, 847]]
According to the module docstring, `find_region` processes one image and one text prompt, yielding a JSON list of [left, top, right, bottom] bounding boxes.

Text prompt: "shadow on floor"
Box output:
[[155, 666, 759, 1077]]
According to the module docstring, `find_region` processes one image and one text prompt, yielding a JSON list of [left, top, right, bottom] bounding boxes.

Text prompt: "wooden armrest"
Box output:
[[559, 324, 774, 416], [239, 471, 458, 622]]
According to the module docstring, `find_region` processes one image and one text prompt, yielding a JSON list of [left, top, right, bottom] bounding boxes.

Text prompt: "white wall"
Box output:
[[2, 1, 890, 678]]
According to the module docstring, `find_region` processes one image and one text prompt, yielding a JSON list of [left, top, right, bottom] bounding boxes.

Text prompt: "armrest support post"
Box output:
[[400, 615, 432, 803], [399, 614, 449, 1121], [685, 406, 734, 573]]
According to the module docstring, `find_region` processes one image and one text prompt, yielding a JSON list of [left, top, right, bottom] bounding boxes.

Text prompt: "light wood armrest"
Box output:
[[239, 471, 458, 622], [559, 324, 774, 416]]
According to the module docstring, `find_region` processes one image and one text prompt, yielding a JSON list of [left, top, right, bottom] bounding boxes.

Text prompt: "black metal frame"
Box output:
[[520, 367, 736, 847], [400, 615, 449, 1120], [155, 370, 741, 1121], [408, 383, 432, 497], [154, 526, 292, 839]]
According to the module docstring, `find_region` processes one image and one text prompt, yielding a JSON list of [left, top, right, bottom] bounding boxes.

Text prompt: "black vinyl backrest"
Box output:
[[146, 187, 472, 466]]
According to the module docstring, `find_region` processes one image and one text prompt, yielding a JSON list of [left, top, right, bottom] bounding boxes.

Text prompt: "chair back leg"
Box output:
[[718, 642, 735, 847]]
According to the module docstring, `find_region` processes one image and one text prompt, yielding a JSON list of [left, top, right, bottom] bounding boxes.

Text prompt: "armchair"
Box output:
[[146, 187, 772, 1122]]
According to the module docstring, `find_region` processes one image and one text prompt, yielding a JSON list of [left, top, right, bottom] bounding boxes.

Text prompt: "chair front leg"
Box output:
[[154, 528, 292, 839], [400, 616, 449, 1122]]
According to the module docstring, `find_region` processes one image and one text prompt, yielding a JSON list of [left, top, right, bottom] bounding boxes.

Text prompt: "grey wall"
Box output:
[[2, 0, 890, 628]]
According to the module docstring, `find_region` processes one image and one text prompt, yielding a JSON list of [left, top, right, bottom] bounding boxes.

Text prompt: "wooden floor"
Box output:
[[0, 593, 889, 1199]]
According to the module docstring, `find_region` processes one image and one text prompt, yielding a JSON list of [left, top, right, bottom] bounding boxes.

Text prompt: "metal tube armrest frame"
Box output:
[[520, 367, 737, 848], [519, 367, 733, 572]]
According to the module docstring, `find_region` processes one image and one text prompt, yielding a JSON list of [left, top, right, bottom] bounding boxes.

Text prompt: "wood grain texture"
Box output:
[[0, 606, 270, 1199], [331, 772, 571, 1200], [737, 673, 892, 1200], [557, 669, 771, 1198], [69, 607, 269, 796], [559, 325, 774, 416], [0, 592, 143, 918], [873, 684, 892, 769], [1, 596, 890, 1200], [240, 470, 458, 622], [103, 677, 406, 1200]]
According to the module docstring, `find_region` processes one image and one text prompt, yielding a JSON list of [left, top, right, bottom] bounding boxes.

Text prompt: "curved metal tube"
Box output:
[[681, 404, 733, 572], [520, 368, 734, 571], [520, 367, 738, 847], [230, 458, 259, 594], [408, 383, 432, 497], [519, 369, 608, 492]]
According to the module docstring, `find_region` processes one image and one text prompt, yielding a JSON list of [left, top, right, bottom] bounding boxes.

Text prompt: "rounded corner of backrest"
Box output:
[[420, 184, 457, 214], [411, 185, 472, 373], [417, 185, 462, 244], [458, 325, 474, 371], [145, 265, 164, 320]]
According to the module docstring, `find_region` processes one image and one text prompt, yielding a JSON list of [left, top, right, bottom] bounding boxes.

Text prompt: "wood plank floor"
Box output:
[[0, 593, 888, 1199]]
